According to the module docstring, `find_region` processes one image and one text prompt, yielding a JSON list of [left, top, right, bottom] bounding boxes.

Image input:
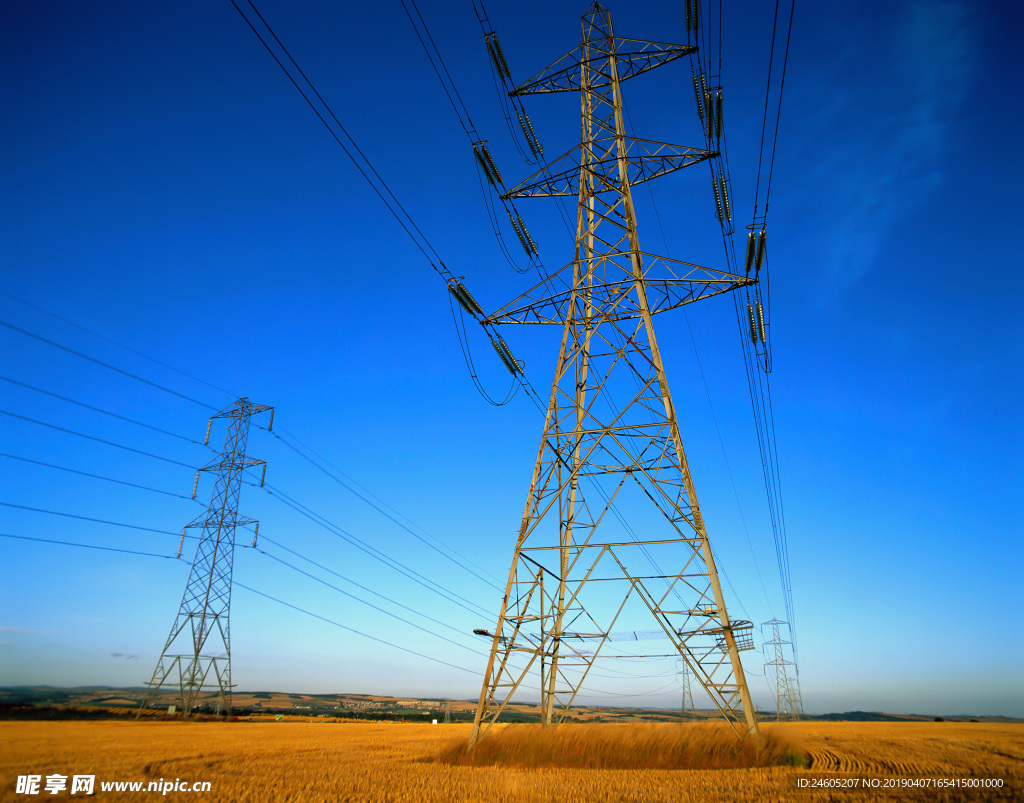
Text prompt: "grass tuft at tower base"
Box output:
[[434, 723, 808, 770]]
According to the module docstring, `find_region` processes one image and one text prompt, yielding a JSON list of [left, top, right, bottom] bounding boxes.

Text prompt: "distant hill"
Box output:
[[1, 687, 1018, 723], [808, 711, 905, 722]]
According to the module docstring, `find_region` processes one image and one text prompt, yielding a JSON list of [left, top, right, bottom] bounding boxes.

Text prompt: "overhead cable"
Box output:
[[235, 582, 479, 675], [0, 410, 198, 470], [0, 290, 236, 399], [0, 377, 205, 445], [0, 453, 202, 502], [0, 321, 217, 411]]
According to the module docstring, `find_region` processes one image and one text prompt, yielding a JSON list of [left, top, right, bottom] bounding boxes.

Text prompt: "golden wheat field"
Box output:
[[1, 719, 1021, 802]]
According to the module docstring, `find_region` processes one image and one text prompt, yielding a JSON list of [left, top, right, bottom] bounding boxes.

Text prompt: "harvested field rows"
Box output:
[[1, 720, 1021, 802]]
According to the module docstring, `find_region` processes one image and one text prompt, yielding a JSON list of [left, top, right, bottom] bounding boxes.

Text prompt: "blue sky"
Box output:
[[1, 0, 1021, 717]]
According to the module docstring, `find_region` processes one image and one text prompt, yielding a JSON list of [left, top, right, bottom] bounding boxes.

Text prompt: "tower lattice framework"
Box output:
[[679, 658, 695, 717], [762, 618, 802, 720], [138, 397, 273, 717], [470, 3, 760, 746]]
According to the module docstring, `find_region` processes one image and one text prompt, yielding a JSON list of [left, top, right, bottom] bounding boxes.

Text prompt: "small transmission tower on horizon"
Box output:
[[762, 618, 802, 720], [469, 2, 760, 746], [138, 397, 273, 717], [679, 658, 695, 718]]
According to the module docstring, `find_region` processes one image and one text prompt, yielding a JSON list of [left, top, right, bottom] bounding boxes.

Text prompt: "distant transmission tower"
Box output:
[[138, 397, 273, 717], [761, 618, 801, 720], [469, 3, 760, 746], [444, 701, 451, 724], [679, 659, 695, 718]]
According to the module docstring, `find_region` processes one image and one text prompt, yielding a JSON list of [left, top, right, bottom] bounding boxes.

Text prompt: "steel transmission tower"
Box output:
[[469, 3, 760, 746], [679, 658, 695, 718], [138, 397, 273, 717], [762, 618, 801, 720]]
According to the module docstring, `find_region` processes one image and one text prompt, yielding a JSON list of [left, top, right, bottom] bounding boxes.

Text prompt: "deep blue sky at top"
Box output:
[[1, 0, 1021, 716]]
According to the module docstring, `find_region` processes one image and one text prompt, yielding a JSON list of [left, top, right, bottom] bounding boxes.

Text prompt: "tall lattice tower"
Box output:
[[138, 397, 273, 717], [679, 658, 695, 718], [470, 3, 760, 746], [762, 618, 801, 720]]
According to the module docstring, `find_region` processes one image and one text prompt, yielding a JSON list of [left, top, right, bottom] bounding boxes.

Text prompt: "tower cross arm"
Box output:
[[483, 254, 755, 325], [196, 455, 265, 474], [501, 139, 715, 199], [512, 38, 698, 96]]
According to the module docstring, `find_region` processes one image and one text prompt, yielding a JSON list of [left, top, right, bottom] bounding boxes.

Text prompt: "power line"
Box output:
[[270, 428, 502, 590], [0, 453, 201, 501], [400, 0, 475, 143], [231, 0, 452, 278], [752, 0, 796, 220], [0, 376, 205, 445], [258, 534, 477, 642], [685, 3, 797, 658], [274, 425, 503, 584], [0, 410, 198, 470], [232, 0, 549, 411], [0, 532, 184, 560], [1, 527, 480, 676], [0, 320, 217, 411], [0, 502, 189, 538], [234, 581, 479, 675], [763, 0, 796, 213], [5, 450, 485, 651], [255, 543, 487, 658], [257, 481, 494, 619], [0, 290, 236, 399]]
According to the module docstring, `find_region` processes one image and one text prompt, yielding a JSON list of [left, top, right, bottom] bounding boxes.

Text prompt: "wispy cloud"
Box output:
[[786, 0, 976, 302], [0, 626, 40, 635]]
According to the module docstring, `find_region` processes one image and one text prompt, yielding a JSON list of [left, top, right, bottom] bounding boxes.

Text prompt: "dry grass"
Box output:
[[0, 719, 1021, 802], [434, 722, 805, 770]]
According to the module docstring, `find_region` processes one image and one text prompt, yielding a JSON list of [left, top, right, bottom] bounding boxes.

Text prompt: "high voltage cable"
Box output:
[[255, 544, 487, 659], [273, 426, 504, 585], [0, 454, 202, 502], [258, 481, 494, 619], [0, 532, 183, 560], [3, 367, 503, 619], [752, 0, 796, 219], [619, 99, 775, 615], [3, 444, 488, 654], [0, 291, 236, 399], [401, 0, 546, 280], [234, 582, 478, 675], [232, 0, 548, 408], [730, 290, 794, 644], [258, 534, 480, 643], [0, 502, 190, 538], [0, 377, 205, 445], [0, 320, 217, 411], [5, 300, 494, 587], [447, 295, 527, 408], [231, 0, 451, 279], [3, 528, 478, 675], [270, 429, 501, 590], [400, 0, 475, 143], [0, 410, 198, 470], [763, 0, 795, 214], [684, 4, 797, 655]]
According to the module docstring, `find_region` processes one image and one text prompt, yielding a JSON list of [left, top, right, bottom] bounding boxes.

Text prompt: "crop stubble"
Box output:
[[1, 720, 1021, 802]]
